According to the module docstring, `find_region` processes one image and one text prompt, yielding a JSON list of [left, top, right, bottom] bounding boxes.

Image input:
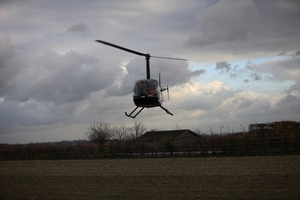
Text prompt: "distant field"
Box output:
[[1, 155, 300, 200]]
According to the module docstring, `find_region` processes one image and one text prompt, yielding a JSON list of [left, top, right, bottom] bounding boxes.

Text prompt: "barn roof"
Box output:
[[138, 129, 198, 141]]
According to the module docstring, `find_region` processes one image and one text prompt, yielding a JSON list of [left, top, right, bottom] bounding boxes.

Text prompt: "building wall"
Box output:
[[173, 131, 200, 148]]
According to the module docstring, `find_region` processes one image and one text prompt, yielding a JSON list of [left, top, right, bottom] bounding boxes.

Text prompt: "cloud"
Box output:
[[0, 34, 122, 107], [220, 54, 300, 83], [0, 36, 122, 134], [58, 23, 90, 36], [6, 50, 121, 105], [215, 61, 231, 73], [186, 0, 300, 58], [171, 81, 236, 111], [246, 61, 256, 70], [277, 83, 300, 106], [190, 69, 206, 77], [187, 0, 257, 47], [164, 81, 278, 132], [251, 56, 300, 83], [229, 73, 237, 80], [249, 73, 262, 81], [0, 34, 28, 97], [237, 98, 254, 109], [66, 23, 89, 33]]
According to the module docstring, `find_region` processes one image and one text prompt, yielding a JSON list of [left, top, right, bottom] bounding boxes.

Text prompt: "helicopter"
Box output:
[[95, 40, 187, 118]]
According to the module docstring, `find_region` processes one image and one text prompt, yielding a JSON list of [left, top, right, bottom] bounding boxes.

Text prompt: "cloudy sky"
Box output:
[[1, 0, 299, 144]]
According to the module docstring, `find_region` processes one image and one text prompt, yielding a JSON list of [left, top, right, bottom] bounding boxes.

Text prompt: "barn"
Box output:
[[137, 129, 200, 151]]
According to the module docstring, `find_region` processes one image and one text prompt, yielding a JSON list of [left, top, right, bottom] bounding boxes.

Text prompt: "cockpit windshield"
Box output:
[[133, 79, 160, 98]]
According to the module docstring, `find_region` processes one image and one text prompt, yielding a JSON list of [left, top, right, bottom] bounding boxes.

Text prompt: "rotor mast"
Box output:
[[145, 54, 150, 79]]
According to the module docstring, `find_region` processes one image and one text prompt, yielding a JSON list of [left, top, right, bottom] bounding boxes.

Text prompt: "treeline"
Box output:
[[0, 121, 299, 160]]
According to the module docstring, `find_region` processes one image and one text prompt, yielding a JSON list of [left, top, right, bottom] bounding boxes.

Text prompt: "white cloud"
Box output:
[[255, 56, 300, 83]]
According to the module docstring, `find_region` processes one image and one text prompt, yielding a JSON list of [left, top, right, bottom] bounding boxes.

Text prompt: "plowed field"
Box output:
[[1, 156, 299, 199]]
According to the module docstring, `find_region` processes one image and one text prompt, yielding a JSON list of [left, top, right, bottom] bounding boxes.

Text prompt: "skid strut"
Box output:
[[125, 105, 173, 118], [125, 107, 145, 118], [160, 105, 173, 116]]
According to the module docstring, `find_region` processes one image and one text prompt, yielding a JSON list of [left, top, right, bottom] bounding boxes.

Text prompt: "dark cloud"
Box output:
[[277, 94, 298, 106], [215, 61, 231, 73], [285, 83, 300, 94], [278, 51, 286, 56], [232, 55, 300, 83], [246, 61, 256, 70], [278, 83, 300, 106], [0, 100, 59, 134], [0, 34, 27, 97], [58, 23, 89, 36], [187, 1, 256, 47], [186, 0, 300, 57], [0, 35, 122, 106], [67, 23, 89, 33], [8, 51, 120, 105], [190, 69, 206, 76], [0, 39, 122, 134], [234, 98, 254, 109], [251, 55, 300, 83], [249, 73, 262, 81], [253, 0, 300, 21], [229, 73, 237, 80]]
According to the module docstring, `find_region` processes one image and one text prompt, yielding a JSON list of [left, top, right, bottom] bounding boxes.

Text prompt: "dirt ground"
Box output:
[[1, 155, 300, 199]]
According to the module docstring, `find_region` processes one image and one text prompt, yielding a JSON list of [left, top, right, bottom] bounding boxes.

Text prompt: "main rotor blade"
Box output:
[[95, 40, 146, 57], [95, 40, 187, 61], [151, 55, 188, 61]]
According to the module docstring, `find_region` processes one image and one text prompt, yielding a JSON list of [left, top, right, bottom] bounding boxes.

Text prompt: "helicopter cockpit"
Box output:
[[133, 79, 160, 98], [132, 79, 161, 108]]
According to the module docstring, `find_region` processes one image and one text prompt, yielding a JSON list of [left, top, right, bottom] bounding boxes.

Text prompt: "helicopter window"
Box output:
[[133, 80, 146, 96], [145, 80, 158, 97], [132, 79, 159, 97]]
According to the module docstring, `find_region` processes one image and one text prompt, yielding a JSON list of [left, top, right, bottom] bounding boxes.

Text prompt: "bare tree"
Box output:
[[133, 121, 147, 139], [193, 128, 202, 136], [114, 124, 133, 141], [85, 121, 114, 151], [112, 124, 133, 155]]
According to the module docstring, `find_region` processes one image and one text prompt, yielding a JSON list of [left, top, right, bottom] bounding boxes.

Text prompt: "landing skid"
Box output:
[[160, 105, 173, 116], [125, 105, 173, 118], [125, 107, 144, 118]]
